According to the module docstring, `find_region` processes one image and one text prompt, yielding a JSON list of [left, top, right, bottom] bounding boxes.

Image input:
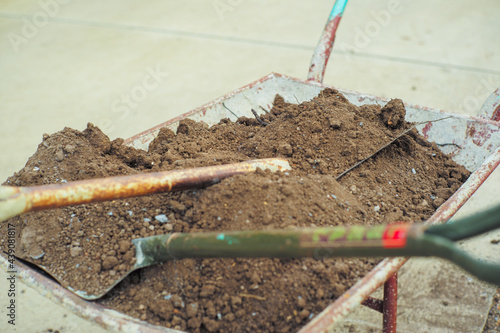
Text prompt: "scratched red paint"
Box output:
[[492, 105, 500, 122], [320, 15, 342, 71], [422, 122, 433, 139], [466, 122, 494, 147], [307, 14, 342, 83]]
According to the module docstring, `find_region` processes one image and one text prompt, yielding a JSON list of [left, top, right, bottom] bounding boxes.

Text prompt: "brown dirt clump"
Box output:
[[1, 88, 470, 332]]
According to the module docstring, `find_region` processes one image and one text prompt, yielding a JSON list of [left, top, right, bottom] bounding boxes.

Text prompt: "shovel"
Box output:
[[3, 158, 500, 300], [0, 158, 291, 222], [0, 157, 290, 297], [65, 203, 500, 299]]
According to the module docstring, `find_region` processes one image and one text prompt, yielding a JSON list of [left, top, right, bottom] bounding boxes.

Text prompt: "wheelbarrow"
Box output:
[[1, 1, 500, 332]]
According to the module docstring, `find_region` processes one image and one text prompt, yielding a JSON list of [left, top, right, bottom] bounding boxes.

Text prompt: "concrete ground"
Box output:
[[0, 0, 499, 332]]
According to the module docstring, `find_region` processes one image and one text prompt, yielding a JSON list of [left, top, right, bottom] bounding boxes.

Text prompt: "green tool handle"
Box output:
[[132, 224, 416, 267], [409, 234, 500, 286], [133, 222, 500, 286], [426, 204, 500, 241]]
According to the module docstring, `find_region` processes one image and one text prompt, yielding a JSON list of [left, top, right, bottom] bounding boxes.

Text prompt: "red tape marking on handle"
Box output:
[[383, 224, 410, 248]]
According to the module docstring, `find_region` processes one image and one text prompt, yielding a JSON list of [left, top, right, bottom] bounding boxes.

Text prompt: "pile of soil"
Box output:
[[1, 88, 470, 332]]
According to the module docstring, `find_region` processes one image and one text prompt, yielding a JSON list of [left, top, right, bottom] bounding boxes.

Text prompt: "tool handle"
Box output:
[[0, 158, 291, 222], [412, 233, 500, 286], [426, 204, 500, 241], [307, 0, 349, 83], [133, 222, 500, 286], [132, 224, 422, 267]]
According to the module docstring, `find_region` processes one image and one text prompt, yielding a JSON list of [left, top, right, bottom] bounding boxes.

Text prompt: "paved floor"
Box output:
[[0, 0, 499, 332]]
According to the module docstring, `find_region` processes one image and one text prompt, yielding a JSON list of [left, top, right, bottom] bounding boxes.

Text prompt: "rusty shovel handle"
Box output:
[[0, 158, 291, 222]]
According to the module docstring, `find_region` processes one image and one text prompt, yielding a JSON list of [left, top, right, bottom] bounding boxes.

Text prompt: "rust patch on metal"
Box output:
[[382, 273, 398, 333]]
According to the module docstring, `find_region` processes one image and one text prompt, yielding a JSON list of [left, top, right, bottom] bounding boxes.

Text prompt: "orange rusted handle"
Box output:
[[0, 158, 291, 222]]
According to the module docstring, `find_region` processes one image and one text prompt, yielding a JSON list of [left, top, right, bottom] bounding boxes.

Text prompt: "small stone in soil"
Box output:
[[155, 214, 169, 223], [70, 247, 82, 257]]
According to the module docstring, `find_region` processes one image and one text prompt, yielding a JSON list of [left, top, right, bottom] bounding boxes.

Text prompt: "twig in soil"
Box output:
[[251, 109, 269, 126], [335, 116, 454, 180], [436, 142, 462, 149], [259, 105, 271, 115], [335, 126, 418, 180], [241, 94, 272, 116], [240, 293, 266, 301], [222, 102, 239, 119]]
